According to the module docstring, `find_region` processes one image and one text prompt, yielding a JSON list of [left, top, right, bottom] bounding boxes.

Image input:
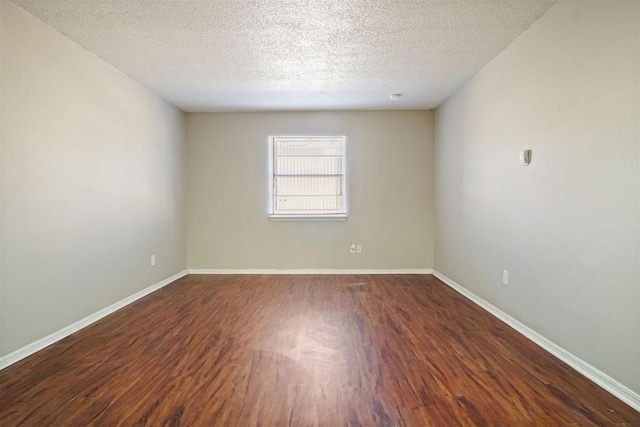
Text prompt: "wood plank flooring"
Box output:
[[0, 274, 638, 426]]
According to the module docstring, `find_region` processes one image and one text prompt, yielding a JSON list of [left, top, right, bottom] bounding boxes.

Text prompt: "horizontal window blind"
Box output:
[[270, 136, 346, 216]]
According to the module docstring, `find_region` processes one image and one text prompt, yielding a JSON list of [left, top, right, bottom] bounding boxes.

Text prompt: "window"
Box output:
[[268, 135, 347, 219]]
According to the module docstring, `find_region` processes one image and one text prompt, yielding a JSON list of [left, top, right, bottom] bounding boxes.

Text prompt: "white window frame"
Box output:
[[268, 134, 348, 221]]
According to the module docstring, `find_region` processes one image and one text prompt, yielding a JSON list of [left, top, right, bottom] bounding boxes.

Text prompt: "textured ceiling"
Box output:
[[10, 0, 556, 112]]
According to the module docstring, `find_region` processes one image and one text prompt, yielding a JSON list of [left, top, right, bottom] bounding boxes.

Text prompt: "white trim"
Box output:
[[188, 269, 433, 275], [432, 270, 640, 413], [269, 214, 347, 221], [0, 270, 188, 371]]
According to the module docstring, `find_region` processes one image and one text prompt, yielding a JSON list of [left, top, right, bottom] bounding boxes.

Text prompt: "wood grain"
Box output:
[[0, 274, 638, 426]]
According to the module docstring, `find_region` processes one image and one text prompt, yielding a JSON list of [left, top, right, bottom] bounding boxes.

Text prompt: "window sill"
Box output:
[[269, 214, 347, 221]]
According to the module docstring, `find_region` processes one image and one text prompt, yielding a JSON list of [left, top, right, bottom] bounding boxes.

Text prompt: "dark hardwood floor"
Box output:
[[0, 274, 638, 426]]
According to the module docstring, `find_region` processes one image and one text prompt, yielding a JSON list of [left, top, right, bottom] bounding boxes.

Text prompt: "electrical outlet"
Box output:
[[350, 243, 356, 254], [151, 255, 156, 266], [356, 245, 362, 254], [502, 270, 509, 286]]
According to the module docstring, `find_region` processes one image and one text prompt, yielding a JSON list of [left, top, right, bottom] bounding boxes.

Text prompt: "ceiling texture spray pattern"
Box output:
[[11, 0, 556, 112]]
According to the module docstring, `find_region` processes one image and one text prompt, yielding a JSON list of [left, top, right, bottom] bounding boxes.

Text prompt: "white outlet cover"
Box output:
[[502, 270, 509, 285], [151, 255, 156, 266]]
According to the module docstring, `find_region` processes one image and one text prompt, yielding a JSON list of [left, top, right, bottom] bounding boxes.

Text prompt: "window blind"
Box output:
[[270, 136, 346, 217]]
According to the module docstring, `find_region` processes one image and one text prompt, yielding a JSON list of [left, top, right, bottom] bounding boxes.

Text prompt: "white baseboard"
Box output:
[[432, 270, 640, 412], [187, 268, 433, 275], [0, 270, 188, 371]]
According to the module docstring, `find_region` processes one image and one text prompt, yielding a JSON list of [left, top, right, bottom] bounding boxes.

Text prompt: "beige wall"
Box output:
[[434, 0, 640, 393], [187, 111, 434, 270], [0, 0, 3, 355], [0, 1, 187, 356]]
